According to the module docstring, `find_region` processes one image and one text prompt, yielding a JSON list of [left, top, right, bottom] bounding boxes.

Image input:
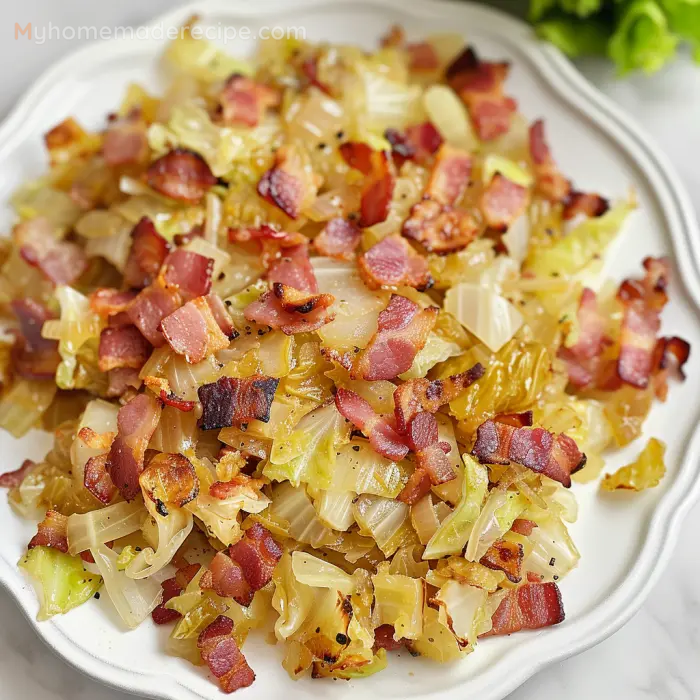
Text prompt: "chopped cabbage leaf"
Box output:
[[601, 437, 666, 492], [0, 379, 57, 438], [432, 580, 487, 649], [272, 552, 315, 641], [315, 490, 356, 531], [291, 551, 356, 594], [271, 482, 338, 548], [66, 500, 146, 555], [353, 494, 416, 556], [372, 563, 423, 640], [399, 333, 462, 380]]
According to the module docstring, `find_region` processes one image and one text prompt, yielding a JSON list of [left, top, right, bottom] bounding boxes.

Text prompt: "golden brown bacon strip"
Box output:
[[84, 453, 117, 505], [267, 243, 318, 292], [123, 217, 171, 290], [511, 518, 537, 536], [479, 539, 524, 583], [335, 388, 409, 461], [385, 122, 443, 168], [106, 393, 162, 501], [481, 582, 565, 637], [426, 144, 472, 206], [0, 459, 35, 488], [217, 74, 277, 127], [147, 148, 217, 203], [139, 453, 199, 514], [28, 511, 68, 553], [354, 295, 438, 381], [562, 190, 609, 220], [528, 120, 571, 202], [373, 624, 407, 652], [393, 363, 485, 433], [102, 109, 149, 167], [161, 249, 214, 301], [152, 562, 201, 625], [15, 217, 88, 286], [89, 288, 137, 317], [198, 376, 279, 431], [272, 283, 334, 314], [397, 467, 433, 505], [198, 615, 256, 693], [480, 173, 529, 231], [652, 336, 691, 401], [445, 46, 517, 141], [472, 420, 586, 488], [313, 218, 362, 261], [209, 474, 266, 501], [358, 234, 433, 291], [244, 290, 336, 335], [161, 294, 236, 364], [10, 299, 60, 380], [98, 325, 151, 373]]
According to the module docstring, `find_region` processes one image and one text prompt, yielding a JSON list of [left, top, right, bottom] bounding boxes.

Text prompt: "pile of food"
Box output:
[[0, 18, 689, 693]]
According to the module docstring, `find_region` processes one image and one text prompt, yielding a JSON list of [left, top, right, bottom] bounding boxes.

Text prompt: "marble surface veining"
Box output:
[[1, 2, 699, 699]]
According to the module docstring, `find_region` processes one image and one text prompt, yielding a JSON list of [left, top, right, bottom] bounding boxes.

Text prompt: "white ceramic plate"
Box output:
[[1, 1, 699, 698]]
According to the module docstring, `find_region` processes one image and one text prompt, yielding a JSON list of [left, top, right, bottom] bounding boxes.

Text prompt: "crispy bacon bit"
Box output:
[[403, 198, 480, 254], [0, 459, 35, 488], [407, 411, 454, 481], [89, 288, 137, 318], [472, 420, 586, 488], [268, 244, 318, 293], [481, 173, 529, 231], [140, 453, 199, 513], [161, 294, 235, 364], [558, 288, 609, 389], [152, 562, 201, 625], [480, 539, 524, 583], [313, 218, 361, 261], [198, 376, 279, 431], [257, 145, 317, 220], [393, 363, 485, 433], [161, 249, 214, 300], [159, 389, 196, 412], [200, 551, 252, 605], [209, 474, 265, 501], [481, 582, 565, 637], [380, 24, 406, 48], [653, 336, 691, 401], [272, 283, 334, 314], [198, 615, 255, 693], [355, 295, 438, 381], [244, 290, 335, 335], [529, 120, 571, 202], [106, 393, 162, 501], [84, 453, 117, 505], [227, 224, 286, 243], [495, 411, 534, 428], [446, 47, 517, 141], [217, 74, 277, 127], [98, 325, 151, 372], [10, 299, 60, 380], [335, 388, 409, 461], [123, 217, 171, 290], [426, 145, 473, 206], [511, 518, 537, 536], [386, 122, 444, 168], [28, 510, 68, 553], [103, 110, 149, 166], [397, 467, 433, 505], [562, 191, 609, 220], [15, 217, 88, 286], [407, 42, 440, 72], [358, 235, 433, 291], [147, 148, 217, 203], [106, 367, 142, 398]]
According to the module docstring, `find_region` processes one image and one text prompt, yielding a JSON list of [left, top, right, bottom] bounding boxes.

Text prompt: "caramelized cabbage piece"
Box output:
[[601, 437, 666, 492]]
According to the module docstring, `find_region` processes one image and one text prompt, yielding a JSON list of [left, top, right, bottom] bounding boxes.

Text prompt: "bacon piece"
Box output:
[[335, 388, 409, 461], [557, 288, 609, 390], [144, 375, 197, 412], [272, 283, 334, 314], [126, 281, 182, 347], [481, 582, 565, 637], [407, 411, 454, 483], [426, 145, 472, 206], [106, 393, 162, 501], [84, 454, 117, 505], [200, 551, 252, 605], [472, 420, 586, 488], [244, 290, 335, 335], [161, 249, 214, 301], [397, 467, 433, 505], [140, 453, 199, 513], [89, 288, 137, 318], [267, 244, 317, 293], [147, 148, 216, 203], [340, 143, 396, 228], [358, 235, 433, 291], [480, 539, 524, 583], [161, 294, 235, 364], [106, 367, 142, 398], [385, 122, 443, 168], [198, 615, 255, 693], [10, 299, 60, 380], [313, 218, 361, 261], [529, 120, 571, 202], [656, 336, 690, 382], [354, 295, 438, 381], [209, 474, 265, 501], [480, 173, 529, 231], [98, 325, 151, 372], [407, 42, 440, 72], [393, 363, 485, 433], [495, 411, 534, 429], [511, 518, 537, 536], [446, 47, 517, 141], [123, 217, 171, 290], [15, 217, 88, 286], [228, 224, 291, 244], [562, 191, 609, 220], [152, 562, 201, 625], [403, 198, 480, 254], [217, 74, 277, 127], [103, 110, 149, 166], [0, 459, 34, 488], [257, 144, 316, 220], [198, 375, 279, 430], [28, 510, 68, 553], [299, 54, 331, 94], [373, 624, 406, 652]]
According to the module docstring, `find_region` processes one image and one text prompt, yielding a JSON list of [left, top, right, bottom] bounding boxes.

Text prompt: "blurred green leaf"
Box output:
[[536, 16, 611, 55]]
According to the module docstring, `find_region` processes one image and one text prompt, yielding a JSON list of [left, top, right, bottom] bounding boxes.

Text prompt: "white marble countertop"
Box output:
[[1, 2, 699, 699]]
